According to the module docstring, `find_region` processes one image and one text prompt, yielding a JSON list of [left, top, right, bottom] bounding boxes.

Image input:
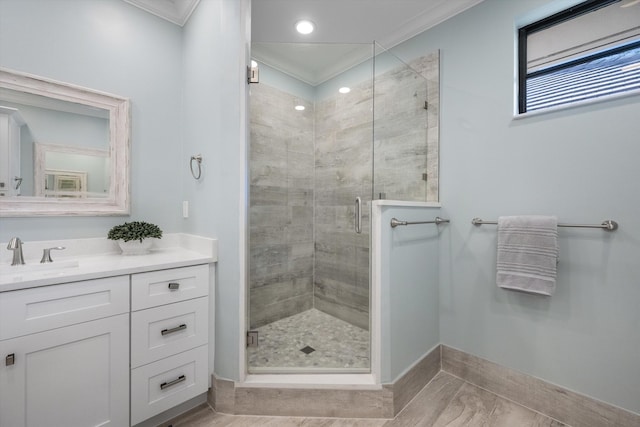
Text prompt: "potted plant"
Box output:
[[107, 221, 162, 255]]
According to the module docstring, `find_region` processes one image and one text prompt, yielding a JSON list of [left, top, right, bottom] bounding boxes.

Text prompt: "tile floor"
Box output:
[[171, 372, 567, 426], [247, 309, 370, 371]]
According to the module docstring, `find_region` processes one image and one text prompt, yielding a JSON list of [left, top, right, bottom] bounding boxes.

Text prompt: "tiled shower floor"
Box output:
[[247, 308, 370, 371]]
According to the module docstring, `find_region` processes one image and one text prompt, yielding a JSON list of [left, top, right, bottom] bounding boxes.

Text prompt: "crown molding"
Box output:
[[377, 0, 485, 48], [122, 0, 200, 26]]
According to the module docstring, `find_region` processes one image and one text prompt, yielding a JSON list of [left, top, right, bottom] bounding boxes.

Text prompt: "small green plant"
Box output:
[[107, 221, 163, 242]]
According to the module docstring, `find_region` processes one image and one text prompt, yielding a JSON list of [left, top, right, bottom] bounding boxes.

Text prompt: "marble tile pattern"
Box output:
[[313, 79, 373, 330], [373, 51, 440, 203], [168, 372, 567, 426], [248, 52, 439, 341], [247, 308, 369, 370], [249, 83, 315, 328]]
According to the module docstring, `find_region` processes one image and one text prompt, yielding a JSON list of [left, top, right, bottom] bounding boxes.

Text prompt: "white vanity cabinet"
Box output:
[[0, 276, 130, 427], [0, 238, 216, 427], [130, 264, 210, 425]]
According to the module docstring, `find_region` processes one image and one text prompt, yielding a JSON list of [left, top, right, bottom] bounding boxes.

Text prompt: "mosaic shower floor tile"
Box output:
[[247, 308, 370, 371]]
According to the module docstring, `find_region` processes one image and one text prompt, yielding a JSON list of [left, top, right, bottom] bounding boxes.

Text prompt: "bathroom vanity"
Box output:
[[0, 235, 217, 427]]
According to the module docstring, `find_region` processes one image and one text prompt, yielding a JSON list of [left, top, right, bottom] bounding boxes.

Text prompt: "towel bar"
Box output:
[[390, 217, 450, 228], [471, 218, 618, 231]]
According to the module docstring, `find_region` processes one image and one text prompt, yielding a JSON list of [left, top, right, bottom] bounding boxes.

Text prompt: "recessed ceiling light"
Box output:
[[295, 105, 305, 111], [251, 60, 258, 68], [295, 20, 315, 35], [339, 87, 351, 94]]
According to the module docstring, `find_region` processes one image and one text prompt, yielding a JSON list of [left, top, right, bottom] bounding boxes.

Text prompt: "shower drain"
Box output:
[[300, 345, 315, 354]]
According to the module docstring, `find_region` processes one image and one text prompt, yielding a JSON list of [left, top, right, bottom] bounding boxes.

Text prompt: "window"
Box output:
[[518, 0, 640, 114]]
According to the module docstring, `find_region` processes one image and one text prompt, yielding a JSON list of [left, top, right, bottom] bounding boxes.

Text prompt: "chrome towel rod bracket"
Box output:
[[471, 218, 619, 231], [390, 217, 450, 228]]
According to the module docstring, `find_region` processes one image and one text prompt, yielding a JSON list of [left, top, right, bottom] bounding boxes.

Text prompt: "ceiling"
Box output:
[[251, 0, 483, 46], [122, 0, 484, 86], [252, 0, 484, 86]]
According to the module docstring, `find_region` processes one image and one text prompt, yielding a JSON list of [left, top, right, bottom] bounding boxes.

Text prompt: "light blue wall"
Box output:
[[257, 62, 315, 101], [182, 0, 250, 380], [0, 0, 249, 382], [1, 103, 109, 150], [379, 205, 440, 383], [0, 0, 183, 240], [391, 0, 640, 413]]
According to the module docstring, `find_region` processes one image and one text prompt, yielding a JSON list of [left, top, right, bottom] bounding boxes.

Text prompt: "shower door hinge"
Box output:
[[247, 66, 259, 84], [246, 331, 259, 348]]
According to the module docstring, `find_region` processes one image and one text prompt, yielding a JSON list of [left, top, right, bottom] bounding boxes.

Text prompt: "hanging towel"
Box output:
[[496, 215, 559, 296]]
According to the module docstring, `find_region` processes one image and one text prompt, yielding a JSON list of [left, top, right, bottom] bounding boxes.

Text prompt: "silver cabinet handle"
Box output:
[[168, 282, 180, 290], [5, 353, 15, 366], [355, 197, 362, 234], [160, 375, 185, 390], [161, 324, 187, 336]]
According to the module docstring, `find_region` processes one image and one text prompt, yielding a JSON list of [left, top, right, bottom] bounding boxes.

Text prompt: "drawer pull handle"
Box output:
[[5, 353, 15, 366], [160, 375, 185, 390], [161, 324, 187, 336], [168, 282, 180, 290]]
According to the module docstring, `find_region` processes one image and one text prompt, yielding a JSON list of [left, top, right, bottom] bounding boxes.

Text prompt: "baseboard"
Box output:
[[210, 375, 235, 414], [386, 344, 441, 415], [441, 345, 640, 427]]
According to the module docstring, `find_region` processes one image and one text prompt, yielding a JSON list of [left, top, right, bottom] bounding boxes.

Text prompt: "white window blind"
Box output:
[[526, 42, 640, 111], [527, 1, 640, 73]]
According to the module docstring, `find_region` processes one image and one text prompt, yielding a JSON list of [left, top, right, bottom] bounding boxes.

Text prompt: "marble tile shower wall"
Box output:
[[249, 84, 315, 328], [313, 84, 373, 330], [249, 53, 437, 331], [374, 52, 439, 202]]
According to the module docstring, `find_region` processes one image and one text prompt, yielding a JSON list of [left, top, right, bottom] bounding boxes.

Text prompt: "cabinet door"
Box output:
[[0, 314, 129, 427]]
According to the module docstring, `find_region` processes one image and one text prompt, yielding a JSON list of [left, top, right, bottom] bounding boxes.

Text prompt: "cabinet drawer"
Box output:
[[0, 276, 129, 340], [131, 297, 208, 368], [131, 345, 208, 425], [131, 265, 208, 311]]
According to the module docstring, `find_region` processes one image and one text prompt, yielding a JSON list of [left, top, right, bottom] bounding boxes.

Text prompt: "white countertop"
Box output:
[[0, 234, 217, 292]]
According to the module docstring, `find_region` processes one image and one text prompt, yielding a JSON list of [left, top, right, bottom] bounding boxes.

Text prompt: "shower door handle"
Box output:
[[355, 197, 362, 234]]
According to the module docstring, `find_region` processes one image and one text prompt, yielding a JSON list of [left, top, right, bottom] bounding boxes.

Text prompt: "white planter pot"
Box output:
[[117, 239, 154, 255]]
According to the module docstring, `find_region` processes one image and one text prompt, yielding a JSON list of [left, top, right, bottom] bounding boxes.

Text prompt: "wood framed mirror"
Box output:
[[0, 68, 130, 216]]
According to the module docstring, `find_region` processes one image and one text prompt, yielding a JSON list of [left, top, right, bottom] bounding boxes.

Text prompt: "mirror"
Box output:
[[0, 68, 130, 216]]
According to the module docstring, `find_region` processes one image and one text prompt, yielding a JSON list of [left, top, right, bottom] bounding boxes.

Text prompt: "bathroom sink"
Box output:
[[0, 259, 80, 278]]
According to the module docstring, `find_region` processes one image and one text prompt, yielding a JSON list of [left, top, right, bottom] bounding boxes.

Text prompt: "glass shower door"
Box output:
[[247, 42, 374, 374]]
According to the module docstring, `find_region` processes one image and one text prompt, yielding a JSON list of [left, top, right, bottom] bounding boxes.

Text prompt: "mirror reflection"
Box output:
[[0, 68, 129, 216], [0, 88, 110, 198]]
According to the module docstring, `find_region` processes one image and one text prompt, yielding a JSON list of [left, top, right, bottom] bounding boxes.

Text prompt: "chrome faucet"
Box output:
[[7, 237, 25, 266], [40, 246, 65, 263]]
